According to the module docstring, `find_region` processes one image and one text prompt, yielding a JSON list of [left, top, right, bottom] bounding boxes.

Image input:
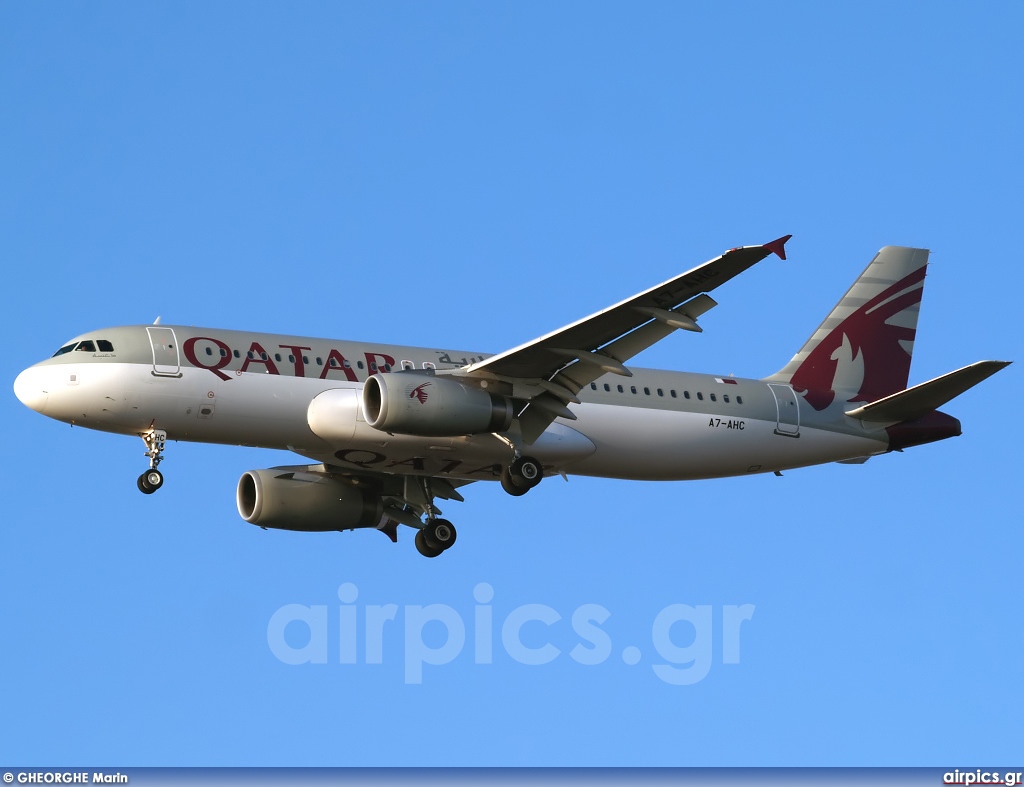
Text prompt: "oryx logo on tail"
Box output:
[[770, 246, 929, 411]]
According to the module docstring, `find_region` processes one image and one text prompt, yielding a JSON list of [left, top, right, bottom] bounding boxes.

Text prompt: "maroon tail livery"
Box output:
[[769, 246, 929, 411]]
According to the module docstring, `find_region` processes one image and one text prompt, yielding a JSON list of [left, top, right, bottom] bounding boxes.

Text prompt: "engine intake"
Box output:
[[362, 373, 514, 437], [237, 468, 383, 531]]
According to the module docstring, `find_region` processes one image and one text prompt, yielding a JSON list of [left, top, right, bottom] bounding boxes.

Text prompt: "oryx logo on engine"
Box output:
[[408, 382, 431, 404]]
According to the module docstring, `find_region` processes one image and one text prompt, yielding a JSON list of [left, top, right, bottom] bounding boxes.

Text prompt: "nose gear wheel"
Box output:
[[137, 428, 168, 494]]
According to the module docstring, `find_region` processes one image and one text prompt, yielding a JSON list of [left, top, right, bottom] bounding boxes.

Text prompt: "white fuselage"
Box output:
[[13, 325, 889, 484]]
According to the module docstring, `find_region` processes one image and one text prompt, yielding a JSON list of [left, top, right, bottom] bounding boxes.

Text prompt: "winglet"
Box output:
[[764, 235, 792, 260]]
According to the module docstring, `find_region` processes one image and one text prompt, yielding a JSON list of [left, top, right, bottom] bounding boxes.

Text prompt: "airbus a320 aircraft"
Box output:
[[14, 237, 1010, 557]]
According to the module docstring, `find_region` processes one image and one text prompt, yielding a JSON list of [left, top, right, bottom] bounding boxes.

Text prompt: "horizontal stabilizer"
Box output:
[[845, 360, 1011, 422]]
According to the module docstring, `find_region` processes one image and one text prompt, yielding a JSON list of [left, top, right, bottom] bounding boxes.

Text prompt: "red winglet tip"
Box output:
[[764, 234, 792, 260]]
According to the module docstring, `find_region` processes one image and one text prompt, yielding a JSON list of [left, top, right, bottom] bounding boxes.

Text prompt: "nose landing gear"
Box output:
[[137, 469, 164, 494], [137, 428, 167, 495]]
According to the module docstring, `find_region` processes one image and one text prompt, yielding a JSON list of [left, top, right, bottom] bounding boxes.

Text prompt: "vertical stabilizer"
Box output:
[[767, 246, 929, 412]]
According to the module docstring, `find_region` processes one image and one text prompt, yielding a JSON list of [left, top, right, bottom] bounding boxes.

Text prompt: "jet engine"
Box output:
[[362, 373, 514, 437], [237, 467, 383, 531]]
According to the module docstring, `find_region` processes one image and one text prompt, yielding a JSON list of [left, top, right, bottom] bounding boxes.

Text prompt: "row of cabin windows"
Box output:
[[589, 381, 743, 405], [201, 345, 394, 372], [52, 339, 115, 356]]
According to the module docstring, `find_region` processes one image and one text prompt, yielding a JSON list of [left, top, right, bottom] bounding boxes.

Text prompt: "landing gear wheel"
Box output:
[[501, 455, 543, 495], [137, 469, 163, 494], [138, 429, 168, 495], [423, 519, 457, 551], [510, 456, 543, 488], [500, 467, 530, 496], [415, 528, 444, 558]]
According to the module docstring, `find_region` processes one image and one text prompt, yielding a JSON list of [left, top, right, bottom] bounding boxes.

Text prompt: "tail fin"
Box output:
[[768, 246, 929, 411]]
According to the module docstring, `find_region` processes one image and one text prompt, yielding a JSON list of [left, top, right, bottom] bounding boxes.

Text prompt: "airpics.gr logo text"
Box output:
[[267, 583, 755, 685]]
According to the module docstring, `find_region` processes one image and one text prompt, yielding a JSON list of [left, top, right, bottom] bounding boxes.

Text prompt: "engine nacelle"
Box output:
[[236, 468, 383, 532], [362, 373, 514, 437]]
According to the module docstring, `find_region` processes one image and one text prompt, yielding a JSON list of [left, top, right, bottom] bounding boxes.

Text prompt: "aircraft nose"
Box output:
[[13, 367, 49, 414]]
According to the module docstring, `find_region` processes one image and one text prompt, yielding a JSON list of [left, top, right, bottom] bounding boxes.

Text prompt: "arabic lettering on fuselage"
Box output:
[[181, 336, 485, 382]]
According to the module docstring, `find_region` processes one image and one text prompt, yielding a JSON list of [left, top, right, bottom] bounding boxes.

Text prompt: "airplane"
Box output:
[[13, 236, 1010, 557]]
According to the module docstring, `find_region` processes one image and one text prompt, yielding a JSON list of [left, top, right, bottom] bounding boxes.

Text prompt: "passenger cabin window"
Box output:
[[97, 340, 114, 352], [617, 385, 624, 393], [604, 383, 611, 392], [205, 347, 214, 356], [710, 393, 717, 402], [670, 390, 677, 398], [233, 350, 241, 358], [737, 396, 744, 405], [697, 392, 704, 401], [657, 388, 663, 396], [684, 391, 690, 399], [724, 394, 730, 403], [590, 383, 598, 391], [76, 340, 96, 352], [644, 387, 650, 395]]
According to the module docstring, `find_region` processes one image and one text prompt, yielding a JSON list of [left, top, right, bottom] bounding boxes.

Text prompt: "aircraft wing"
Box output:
[[461, 235, 791, 441]]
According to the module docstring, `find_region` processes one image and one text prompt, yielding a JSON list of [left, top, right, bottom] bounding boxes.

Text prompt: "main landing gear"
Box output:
[[411, 453, 540, 556], [407, 476, 459, 558], [500, 455, 543, 497], [414, 518, 458, 558], [490, 434, 544, 497], [137, 428, 167, 495]]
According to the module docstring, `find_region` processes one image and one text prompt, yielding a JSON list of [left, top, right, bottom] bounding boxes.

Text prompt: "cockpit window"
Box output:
[[52, 342, 78, 357], [51, 338, 114, 357]]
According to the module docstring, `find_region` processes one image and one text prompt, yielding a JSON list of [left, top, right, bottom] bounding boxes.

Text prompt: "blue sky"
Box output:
[[1, 2, 1021, 767]]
